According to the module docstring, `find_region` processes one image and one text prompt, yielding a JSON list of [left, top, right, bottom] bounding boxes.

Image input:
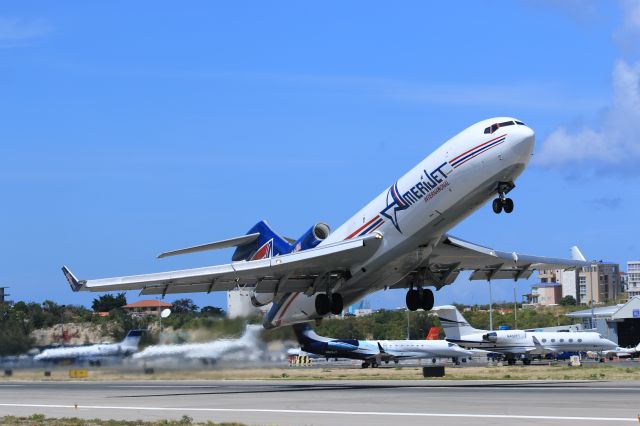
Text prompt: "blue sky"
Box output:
[[1, 1, 639, 311]]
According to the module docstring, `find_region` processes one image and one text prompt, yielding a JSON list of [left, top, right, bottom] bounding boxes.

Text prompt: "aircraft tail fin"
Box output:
[[292, 322, 326, 345], [62, 266, 84, 292], [240, 324, 263, 343], [432, 305, 483, 340], [232, 220, 294, 261], [570, 246, 587, 262], [122, 329, 145, 349], [425, 327, 440, 340]]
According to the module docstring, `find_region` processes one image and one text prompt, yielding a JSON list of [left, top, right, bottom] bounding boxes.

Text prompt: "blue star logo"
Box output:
[[380, 182, 409, 233]]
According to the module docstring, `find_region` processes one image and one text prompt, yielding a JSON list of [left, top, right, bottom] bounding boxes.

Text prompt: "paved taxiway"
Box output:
[[0, 380, 638, 425]]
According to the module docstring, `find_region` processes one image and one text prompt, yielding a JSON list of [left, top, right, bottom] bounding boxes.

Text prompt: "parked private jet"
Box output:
[[33, 330, 144, 365], [132, 325, 262, 364], [433, 306, 617, 364], [292, 323, 472, 368], [62, 117, 588, 329]]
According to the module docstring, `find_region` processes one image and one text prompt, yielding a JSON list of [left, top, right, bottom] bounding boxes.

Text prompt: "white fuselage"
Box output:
[[267, 117, 535, 328], [34, 342, 136, 362], [454, 330, 617, 355], [372, 339, 472, 359]]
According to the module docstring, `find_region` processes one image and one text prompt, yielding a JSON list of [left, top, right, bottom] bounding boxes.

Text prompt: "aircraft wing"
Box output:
[[63, 233, 382, 296], [391, 234, 588, 289]]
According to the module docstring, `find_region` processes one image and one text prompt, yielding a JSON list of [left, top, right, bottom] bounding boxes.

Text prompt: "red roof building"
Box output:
[[123, 300, 172, 316]]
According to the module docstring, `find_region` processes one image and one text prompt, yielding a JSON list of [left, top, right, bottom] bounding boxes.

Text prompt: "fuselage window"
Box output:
[[559, 339, 564, 343], [569, 339, 574, 343], [541, 338, 547, 343], [578, 339, 583, 343], [551, 339, 556, 343]]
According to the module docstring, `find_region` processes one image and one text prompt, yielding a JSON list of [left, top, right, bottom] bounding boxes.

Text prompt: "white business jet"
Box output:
[[62, 117, 587, 329], [434, 305, 617, 365], [132, 325, 262, 365], [34, 330, 144, 365]]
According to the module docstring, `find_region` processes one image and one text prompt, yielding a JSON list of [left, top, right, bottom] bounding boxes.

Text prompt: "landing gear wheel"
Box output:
[[361, 362, 369, 369], [406, 289, 421, 311], [522, 358, 531, 366], [492, 198, 503, 214], [330, 293, 344, 315], [371, 362, 379, 368], [507, 358, 516, 366], [315, 293, 331, 316], [503, 198, 514, 213], [420, 289, 434, 311]]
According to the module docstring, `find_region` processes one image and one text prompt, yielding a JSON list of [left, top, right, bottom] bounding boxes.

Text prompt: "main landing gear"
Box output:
[[492, 182, 515, 214], [405, 288, 434, 311], [315, 293, 343, 316]]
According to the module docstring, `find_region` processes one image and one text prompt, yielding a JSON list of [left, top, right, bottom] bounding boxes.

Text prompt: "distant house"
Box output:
[[524, 283, 562, 306], [122, 300, 172, 317]]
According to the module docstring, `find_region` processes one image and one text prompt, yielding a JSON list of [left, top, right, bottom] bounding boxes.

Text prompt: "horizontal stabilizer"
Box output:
[[158, 233, 261, 259]]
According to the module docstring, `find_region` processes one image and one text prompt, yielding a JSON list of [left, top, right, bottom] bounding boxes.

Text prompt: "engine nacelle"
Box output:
[[294, 223, 330, 251], [482, 332, 498, 343], [250, 292, 274, 307]]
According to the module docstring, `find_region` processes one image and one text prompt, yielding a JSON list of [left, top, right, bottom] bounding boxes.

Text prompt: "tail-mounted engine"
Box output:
[[293, 223, 330, 251], [482, 332, 498, 342]]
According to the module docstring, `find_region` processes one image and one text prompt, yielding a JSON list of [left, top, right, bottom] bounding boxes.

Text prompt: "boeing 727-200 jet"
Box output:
[[62, 117, 588, 329]]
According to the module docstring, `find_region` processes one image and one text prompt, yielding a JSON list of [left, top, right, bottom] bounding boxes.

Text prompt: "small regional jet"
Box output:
[[62, 117, 588, 329], [433, 306, 617, 365], [132, 325, 262, 365], [292, 323, 472, 368], [33, 330, 144, 366]]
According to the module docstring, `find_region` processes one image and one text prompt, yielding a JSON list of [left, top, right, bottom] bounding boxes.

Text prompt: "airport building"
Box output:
[[627, 261, 640, 299], [566, 296, 640, 346], [227, 289, 270, 318], [0, 287, 9, 305]]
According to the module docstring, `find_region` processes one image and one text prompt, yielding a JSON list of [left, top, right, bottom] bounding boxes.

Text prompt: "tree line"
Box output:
[[0, 295, 584, 356]]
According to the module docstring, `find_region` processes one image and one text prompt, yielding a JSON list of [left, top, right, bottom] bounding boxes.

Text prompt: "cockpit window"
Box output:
[[484, 121, 515, 134], [448, 343, 455, 347], [515, 120, 526, 125]]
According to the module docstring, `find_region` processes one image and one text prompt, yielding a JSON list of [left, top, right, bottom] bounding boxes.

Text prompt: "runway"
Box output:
[[0, 380, 638, 425]]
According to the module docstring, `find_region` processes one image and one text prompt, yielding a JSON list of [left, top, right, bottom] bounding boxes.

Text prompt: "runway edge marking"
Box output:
[[0, 403, 634, 422]]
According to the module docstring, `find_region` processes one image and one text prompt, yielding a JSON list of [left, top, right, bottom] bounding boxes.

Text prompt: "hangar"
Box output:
[[567, 297, 640, 347]]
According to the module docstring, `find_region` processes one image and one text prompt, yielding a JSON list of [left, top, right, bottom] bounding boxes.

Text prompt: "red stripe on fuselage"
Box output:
[[345, 215, 380, 240], [275, 293, 300, 324], [453, 140, 505, 169], [449, 134, 506, 164]]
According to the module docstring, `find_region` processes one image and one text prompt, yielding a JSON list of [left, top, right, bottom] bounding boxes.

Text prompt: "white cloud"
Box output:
[[535, 1, 640, 171], [535, 60, 640, 169], [0, 17, 49, 43]]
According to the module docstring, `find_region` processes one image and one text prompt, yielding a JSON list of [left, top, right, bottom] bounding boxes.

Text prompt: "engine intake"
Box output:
[[294, 223, 330, 251]]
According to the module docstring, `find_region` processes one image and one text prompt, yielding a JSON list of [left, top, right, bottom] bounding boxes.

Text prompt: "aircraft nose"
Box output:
[[510, 125, 535, 161]]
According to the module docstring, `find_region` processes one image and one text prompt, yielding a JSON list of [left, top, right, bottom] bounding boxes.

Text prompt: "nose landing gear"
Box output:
[[406, 288, 434, 311], [492, 182, 515, 214]]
